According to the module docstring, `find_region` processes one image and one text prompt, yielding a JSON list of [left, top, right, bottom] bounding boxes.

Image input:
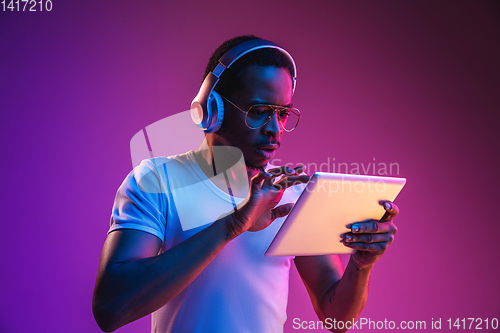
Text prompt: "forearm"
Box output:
[[93, 218, 231, 331], [320, 257, 373, 332]]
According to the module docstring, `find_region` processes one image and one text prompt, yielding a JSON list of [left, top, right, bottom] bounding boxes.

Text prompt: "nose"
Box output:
[[263, 110, 282, 137]]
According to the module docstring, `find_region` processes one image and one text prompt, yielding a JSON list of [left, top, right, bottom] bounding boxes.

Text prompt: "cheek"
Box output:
[[218, 110, 251, 141], [221, 110, 242, 131]]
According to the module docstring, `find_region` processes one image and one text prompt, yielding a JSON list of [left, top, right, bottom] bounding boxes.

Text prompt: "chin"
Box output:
[[244, 158, 267, 171], [245, 160, 265, 169]]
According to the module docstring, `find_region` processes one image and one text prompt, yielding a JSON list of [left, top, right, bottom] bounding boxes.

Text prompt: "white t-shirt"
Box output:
[[109, 151, 305, 333]]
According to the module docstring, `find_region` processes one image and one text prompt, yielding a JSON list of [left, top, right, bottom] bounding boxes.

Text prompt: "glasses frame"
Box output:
[[220, 95, 300, 132]]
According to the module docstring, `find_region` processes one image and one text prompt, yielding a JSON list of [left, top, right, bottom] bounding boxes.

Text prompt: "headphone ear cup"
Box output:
[[206, 91, 225, 133]]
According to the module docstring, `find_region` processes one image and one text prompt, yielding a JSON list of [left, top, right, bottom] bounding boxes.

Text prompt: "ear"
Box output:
[[206, 90, 225, 133]]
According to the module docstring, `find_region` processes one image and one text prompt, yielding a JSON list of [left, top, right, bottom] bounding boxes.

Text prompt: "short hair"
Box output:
[[203, 35, 295, 98]]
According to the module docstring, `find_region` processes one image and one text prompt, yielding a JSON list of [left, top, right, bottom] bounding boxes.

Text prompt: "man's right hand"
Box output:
[[93, 165, 308, 331], [225, 165, 310, 239]]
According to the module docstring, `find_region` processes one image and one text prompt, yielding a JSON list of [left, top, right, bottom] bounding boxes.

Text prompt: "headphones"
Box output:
[[190, 39, 297, 133]]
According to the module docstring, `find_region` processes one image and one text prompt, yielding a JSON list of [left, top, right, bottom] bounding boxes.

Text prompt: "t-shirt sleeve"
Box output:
[[108, 159, 167, 242]]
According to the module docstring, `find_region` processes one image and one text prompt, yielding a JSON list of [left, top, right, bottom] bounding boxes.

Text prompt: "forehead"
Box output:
[[235, 65, 293, 106]]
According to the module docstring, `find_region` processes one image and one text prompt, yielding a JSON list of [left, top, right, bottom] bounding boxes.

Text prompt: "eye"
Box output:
[[278, 110, 290, 119], [248, 106, 271, 118]]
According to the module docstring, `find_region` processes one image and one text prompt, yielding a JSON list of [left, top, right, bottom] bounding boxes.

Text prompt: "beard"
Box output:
[[245, 161, 265, 172]]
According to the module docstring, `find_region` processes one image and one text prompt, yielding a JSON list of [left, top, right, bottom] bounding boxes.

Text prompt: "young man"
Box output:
[[93, 35, 399, 333]]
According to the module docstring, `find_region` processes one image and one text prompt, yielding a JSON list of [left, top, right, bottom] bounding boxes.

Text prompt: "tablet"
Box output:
[[265, 172, 406, 256]]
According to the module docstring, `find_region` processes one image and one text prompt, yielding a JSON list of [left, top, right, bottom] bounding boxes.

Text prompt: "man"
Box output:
[[92, 35, 399, 332]]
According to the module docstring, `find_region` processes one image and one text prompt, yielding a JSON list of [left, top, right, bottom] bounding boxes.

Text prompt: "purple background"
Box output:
[[1, 0, 499, 332]]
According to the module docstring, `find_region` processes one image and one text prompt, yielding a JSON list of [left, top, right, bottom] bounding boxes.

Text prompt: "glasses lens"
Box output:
[[279, 108, 300, 132], [246, 106, 300, 131], [246, 106, 273, 129]]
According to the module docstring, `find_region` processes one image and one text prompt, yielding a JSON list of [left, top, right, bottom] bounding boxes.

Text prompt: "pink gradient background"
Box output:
[[1, 1, 499, 332]]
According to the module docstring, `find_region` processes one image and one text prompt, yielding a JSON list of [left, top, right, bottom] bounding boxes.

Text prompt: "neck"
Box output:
[[245, 163, 264, 180], [194, 139, 262, 197]]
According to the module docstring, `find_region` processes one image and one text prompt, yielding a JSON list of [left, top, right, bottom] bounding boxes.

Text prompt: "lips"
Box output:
[[256, 144, 279, 151], [255, 143, 280, 160]]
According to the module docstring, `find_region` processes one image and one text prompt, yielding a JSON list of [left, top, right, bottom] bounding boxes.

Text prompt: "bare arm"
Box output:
[[295, 201, 399, 333], [295, 255, 373, 332], [93, 166, 309, 332], [92, 219, 231, 332]]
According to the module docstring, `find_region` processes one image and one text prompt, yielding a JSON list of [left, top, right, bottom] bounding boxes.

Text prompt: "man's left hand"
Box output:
[[341, 201, 399, 269]]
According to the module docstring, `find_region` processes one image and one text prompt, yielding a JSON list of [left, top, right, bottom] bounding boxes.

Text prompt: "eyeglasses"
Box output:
[[221, 95, 300, 132]]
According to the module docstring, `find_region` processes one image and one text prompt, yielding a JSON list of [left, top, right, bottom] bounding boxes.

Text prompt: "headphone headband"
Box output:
[[191, 39, 297, 133]]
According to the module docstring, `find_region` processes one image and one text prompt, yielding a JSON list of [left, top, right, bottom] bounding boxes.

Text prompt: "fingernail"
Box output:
[[385, 202, 392, 210], [352, 224, 360, 233], [346, 235, 353, 242], [265, 172, 272, 177]]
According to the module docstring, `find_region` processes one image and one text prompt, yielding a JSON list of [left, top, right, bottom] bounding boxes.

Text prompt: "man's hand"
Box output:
[[341, 201, 399, 269], [225, 165, 310, 239]]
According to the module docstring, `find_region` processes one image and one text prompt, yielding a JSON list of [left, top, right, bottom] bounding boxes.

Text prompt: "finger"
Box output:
[[342, 232, 395, 244], [274, 175, 310, 191], [348, 220, 397, 234], [263, 166, 294, 188], [266, 166, 307, 188], [342, 240, 390, 253], [293, 165, 306, 174], [250, 171, 272, 191], [271, 203, 294, 220], [380, 201, 399, 222], [267, 166, 297, 177]]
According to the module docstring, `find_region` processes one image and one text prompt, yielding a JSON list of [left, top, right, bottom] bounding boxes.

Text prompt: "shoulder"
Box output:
[[132, 151, 194, 178], [121, 153, 192, 195]]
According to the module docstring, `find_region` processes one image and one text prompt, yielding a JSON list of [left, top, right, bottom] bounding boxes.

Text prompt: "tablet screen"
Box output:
[[265, 172, 406, 256]]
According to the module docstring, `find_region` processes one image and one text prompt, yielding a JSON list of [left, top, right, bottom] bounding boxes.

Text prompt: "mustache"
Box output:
[[256, 141, 281, 148]]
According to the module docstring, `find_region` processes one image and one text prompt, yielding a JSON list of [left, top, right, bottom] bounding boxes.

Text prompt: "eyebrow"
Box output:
[[249, 100, 293, 108]]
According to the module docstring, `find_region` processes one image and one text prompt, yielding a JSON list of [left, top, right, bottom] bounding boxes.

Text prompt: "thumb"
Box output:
[[250, 171, 272, 192], [271, 203, 294, 220]]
